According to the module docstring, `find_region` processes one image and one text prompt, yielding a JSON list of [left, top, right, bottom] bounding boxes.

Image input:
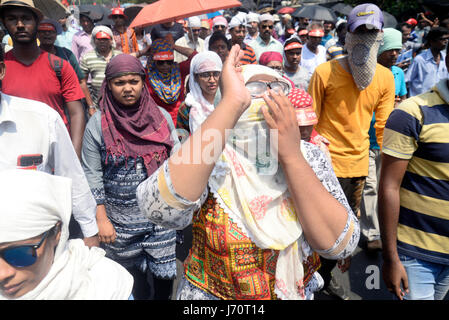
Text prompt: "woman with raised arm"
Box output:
[[137, 45, 359, 300]]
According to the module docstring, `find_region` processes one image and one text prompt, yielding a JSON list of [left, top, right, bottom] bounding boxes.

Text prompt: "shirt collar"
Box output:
[[0, 93, 15, 125], [257, 35, 274, 45]]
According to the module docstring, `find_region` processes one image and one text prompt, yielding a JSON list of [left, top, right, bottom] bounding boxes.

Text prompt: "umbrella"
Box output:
[[382, 11, 398, 28], [124, 4, 146, 26], [331, 3, 353, 16], [239, 0, 257, 12], [277, 7, 295, 15], [78, 4, 104, 22], [34, 0, 69, 20], [292, 4, 338, 22], [130, 0, 242, 29]]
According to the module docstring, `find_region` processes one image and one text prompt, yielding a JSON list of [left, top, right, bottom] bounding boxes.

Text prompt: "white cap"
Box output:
[[259, 13, 274, 23], [229, 12, 247, 29], [188, 16, 202, 28], [247, 12, 259, 23]]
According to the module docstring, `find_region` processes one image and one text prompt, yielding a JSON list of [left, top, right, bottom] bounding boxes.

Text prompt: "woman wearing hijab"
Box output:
[[176, 51, 222, 135], [0, 170, 133, 300], [136, 46, 360, 300], [81, 54, 180, 300], [146, 37, 197, 127]]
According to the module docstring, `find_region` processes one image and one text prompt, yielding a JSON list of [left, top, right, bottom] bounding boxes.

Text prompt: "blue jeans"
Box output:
[[399, 253, 449, 300]]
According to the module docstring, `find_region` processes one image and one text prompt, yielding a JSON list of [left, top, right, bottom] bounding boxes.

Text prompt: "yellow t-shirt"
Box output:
[[308, 59, 395, 178]]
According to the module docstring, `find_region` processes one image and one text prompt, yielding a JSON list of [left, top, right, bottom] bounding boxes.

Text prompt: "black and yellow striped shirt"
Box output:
[[383, 83, 449, 265]]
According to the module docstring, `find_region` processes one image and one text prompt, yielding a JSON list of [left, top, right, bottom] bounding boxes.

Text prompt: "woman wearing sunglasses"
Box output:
[[136, 46, 360, 300], [176, 51, 222, 135], [0, 170, 133, 300], [146, 36, 197, 127]]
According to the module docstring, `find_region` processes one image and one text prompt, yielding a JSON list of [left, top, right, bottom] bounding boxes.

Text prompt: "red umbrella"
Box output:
[[130, 0, 241, 29], [277, 7, 295, 15]]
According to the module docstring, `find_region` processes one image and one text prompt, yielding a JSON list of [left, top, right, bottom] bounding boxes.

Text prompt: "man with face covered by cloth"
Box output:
[[308, 3, 395, 300]]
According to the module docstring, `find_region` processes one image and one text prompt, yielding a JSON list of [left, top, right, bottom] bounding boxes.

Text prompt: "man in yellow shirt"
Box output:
[[308, 3, 395, 300]]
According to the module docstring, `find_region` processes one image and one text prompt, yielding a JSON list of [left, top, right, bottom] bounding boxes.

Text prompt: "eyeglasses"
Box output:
[[197, 71, 221, 79], [261, 25, 274, 30], [155, 60, 174, 66], [0, 231, 50, 268], [214, 25, 226, 30], [191, 28, 201, 33], [245, 80, 290, 98]]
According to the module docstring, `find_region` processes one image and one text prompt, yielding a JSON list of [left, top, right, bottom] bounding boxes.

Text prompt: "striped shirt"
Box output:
[[79, 49, 122, 106], [239, 43, 257, 65], [382, 80, 449, 265]]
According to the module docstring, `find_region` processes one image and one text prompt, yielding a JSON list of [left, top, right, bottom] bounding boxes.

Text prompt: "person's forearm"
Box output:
[[67, 101, 86, 159], [96, 204, 108, 222], [378, 182, 401, 262], [174, 44, 194, 57], [80, 80, 94, 107], [169, 97, 241, 201], [280, 152, 348, 251]]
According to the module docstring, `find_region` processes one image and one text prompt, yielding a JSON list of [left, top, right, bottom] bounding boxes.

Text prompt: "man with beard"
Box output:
[[249, 13, 283, 62], [244, 12, 259, 44], [0, 0, 86, 160], [79, 26, 121, 117], [308, 3, 395, 300], [228, 13, 256, 65], [174, 16, 205, 63]]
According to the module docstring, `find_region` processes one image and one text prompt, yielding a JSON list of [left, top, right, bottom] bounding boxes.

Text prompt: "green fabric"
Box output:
[[378, 28, 402, 56]]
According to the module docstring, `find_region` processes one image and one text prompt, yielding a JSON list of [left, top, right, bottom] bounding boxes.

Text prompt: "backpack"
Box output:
[[47, 52, 71, 123]]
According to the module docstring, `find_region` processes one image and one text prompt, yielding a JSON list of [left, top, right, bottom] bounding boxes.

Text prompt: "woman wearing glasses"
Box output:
[[136, 46, 360, 300], [176, 51, 222, 135], [146, 37, 197, 127], [0, 170, 133, 300], [81, 54, 180, 300]]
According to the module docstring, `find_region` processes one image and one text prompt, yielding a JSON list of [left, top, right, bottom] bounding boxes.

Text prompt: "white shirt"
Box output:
[[174, 34, 205, 63], [300, 44, 327, 78], [0, 93, 98, 237]]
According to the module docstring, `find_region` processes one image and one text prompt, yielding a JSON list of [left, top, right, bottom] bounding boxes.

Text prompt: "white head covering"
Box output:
[[0, 170, 133, 300], [247, 12, 259, 24], [191, 65, 305, 300], [187, 16, 202, 28], [229, 12, 247, 29], [259, 13, 274, 23], [91, 25, 116, 48], [186, 51, 223, 133]]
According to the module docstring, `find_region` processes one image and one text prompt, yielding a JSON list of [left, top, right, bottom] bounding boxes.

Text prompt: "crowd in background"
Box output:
[[0, 0, 449, 302]]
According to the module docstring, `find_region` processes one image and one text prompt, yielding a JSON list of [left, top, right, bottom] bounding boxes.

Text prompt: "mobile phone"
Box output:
[[17, 154, 43, 167]]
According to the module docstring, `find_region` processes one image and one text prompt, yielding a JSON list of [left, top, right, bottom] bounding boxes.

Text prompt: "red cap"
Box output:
[[109, 7, 127, 19], [406, 18, 417, 26], [95, 31, 112, 40]]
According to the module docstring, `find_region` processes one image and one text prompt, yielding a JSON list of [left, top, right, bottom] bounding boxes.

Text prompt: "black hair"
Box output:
[[426, 26, 449, 43], [336, 22, 347, 33], [0, 41, 3, 62], [209, 31, 231, 50]]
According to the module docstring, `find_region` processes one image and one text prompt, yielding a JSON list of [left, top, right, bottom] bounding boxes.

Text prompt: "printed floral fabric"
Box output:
[[136, 141, 360, 300]]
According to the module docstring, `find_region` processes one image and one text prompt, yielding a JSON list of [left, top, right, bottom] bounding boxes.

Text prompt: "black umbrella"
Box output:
[[293, 4, 338, 22], [239, 0, 257, 12], [382, 11, 398, 28], [124, 5, 146, 27], [78, 5, 104, 23], [331, 3, 353, 16]]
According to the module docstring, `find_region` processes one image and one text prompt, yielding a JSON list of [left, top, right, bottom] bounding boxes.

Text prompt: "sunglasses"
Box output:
[[197, 71, 221, 79], [155, 60, 174, 66], [261, 25, 274, 30], [0, 230, 50, 268], [246, 80, 290, 98], [214, 25, 226, 30]]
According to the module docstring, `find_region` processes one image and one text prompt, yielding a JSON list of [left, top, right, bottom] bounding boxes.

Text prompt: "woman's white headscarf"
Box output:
[[186, 51, 223, 133], [192, 64, 308, 299], [0, 170, 132, 300]]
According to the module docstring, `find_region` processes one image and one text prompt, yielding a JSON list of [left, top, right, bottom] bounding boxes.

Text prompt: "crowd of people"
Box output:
[[0, 0, 448, 302]]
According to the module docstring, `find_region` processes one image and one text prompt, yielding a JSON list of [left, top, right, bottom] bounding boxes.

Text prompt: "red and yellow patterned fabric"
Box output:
[[184, 193, 321, 300]]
